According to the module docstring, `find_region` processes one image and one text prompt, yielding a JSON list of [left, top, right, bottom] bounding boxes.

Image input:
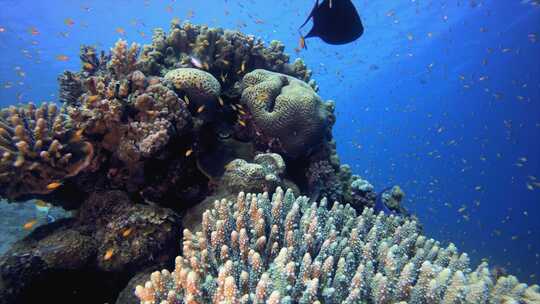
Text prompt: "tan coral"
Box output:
[[108, 39, 140, 78], [164, 68, 221, 106], [240, 69, 331, 158], [137, 22, 312, 92], [0, 103, 93, 200]]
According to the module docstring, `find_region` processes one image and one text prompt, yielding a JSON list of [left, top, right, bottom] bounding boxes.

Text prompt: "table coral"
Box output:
[[240, 69, 332, 158], [135, 188, 540, 304], [0, 103, 93, 201]]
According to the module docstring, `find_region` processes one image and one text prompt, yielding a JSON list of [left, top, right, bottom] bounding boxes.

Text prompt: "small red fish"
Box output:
[[115, 27, 126, 35], [298, 35, 306, 50], [28, 27, 40, 36], [64, 18, 75, 26], [23, 219, 38, 230], [56, 55, 69, 62]]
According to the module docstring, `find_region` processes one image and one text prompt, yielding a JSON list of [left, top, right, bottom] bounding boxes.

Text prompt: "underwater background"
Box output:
[[0, 0, 539, 290]]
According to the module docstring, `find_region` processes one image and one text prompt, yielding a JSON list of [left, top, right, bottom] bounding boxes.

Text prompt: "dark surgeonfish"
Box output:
[[298, 0, 364, 49]]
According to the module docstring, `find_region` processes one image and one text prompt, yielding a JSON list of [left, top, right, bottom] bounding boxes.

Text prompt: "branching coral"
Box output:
[[135, 188, 540, 304], [0, 103, 93, 200], [109, 39, 140, 78], [240, 69, 332, 158], [137, 22, 312, 94]]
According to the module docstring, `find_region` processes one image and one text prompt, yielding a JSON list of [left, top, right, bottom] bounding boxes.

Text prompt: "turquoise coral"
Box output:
[[134, 188, 540, 303]]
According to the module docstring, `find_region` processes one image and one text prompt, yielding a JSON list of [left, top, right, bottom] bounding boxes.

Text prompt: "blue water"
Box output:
[[0, 0, 539, 284]]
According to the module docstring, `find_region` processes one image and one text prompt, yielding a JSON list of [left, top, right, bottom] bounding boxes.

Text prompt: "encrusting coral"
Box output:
[[240, 69, 333, 158], [0, 103, 93, 200], [135, 187, 540, 304]]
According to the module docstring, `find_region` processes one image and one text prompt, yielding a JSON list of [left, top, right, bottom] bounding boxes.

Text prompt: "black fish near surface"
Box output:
[[299, 0, 364, 47]]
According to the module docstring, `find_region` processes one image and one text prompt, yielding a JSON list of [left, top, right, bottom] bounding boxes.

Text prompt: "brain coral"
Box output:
[[135, 187, 540, 304], [222, 153, 286, 194], [164, 68, 221, 106], [240, 69, 331, 158], [0, 103, 93, 200]]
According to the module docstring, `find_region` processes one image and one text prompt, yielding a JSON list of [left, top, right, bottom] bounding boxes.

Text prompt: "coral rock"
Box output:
[[135, 188, 540, 304], [0, 103, 93, 201], [241, 69, 331, 158], [222, 153, 285, 194]]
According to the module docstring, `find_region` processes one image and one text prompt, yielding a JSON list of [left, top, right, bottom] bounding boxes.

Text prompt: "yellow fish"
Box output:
[[122, 228, 133, 237], [185, 148, 193, 157], [103, 249, 114, 260], [46, 181, 62, 190], [23, 219, 38, 230]]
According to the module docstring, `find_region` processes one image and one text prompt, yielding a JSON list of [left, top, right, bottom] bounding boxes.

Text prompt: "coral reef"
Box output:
[[0, 103, 93, 201], [3, 21, 528, 304], [135, 188, 540, 304], [137, 22, 313, 95], [240, 69, 333, 158], [0, 191, 181, 304]]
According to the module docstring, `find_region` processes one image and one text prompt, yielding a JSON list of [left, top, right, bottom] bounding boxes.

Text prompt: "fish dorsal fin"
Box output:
[[299, 0, 320, 30]]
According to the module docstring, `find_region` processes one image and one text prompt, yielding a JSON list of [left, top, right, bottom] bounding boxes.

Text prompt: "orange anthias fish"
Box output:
[[298, 35, 306, 51], [56, 55, 69, 62], [103, 248, 114, 260], [23, 219, 38, 230], [115, 27, 126, 35], [64, 18, 75, 26], [28, 27, 40, 35], [46, 181, 62, 190]]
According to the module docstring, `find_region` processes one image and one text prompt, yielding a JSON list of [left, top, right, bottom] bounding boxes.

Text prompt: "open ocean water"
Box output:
[[0, 0, 539, 300]]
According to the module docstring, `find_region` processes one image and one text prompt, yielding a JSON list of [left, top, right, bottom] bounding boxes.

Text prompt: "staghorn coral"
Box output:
[[135, 188, 540, 304], [137, 22, 312, 94], [0, 103, 93, 201], [240, 69, 332, 158], [164, 68, 221, 107]]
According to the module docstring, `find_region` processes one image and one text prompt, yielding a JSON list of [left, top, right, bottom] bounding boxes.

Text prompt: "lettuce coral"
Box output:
[[135, 188, 540, 304]]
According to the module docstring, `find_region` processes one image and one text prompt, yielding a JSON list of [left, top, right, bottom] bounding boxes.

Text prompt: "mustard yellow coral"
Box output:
[[0, 103, 93, 200]]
